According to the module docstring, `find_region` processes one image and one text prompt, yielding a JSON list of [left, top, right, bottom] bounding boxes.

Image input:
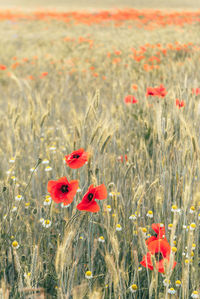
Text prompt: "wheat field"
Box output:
[[0, 4, 200, 299]]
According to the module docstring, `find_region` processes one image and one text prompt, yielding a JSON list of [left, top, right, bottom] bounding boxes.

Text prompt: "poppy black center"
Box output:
[[152, 232, 158, 238], [61, 185, 69, 193], [73, 154, 80, 159], [88, 193, 93, 201], [155, 252, 163, 261]]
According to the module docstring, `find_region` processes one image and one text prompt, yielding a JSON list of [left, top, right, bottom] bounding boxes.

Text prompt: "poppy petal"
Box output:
[[145, 236, 157, 246], [140, 252, 153, 270], [94, 184, 107, 200], [148, 240, 171, 258], [76, 201, 100, 213], [47, 180, 57, 193]]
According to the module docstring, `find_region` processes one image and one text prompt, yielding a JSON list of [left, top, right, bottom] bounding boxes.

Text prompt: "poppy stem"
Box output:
[[88, 213, 93, 292]]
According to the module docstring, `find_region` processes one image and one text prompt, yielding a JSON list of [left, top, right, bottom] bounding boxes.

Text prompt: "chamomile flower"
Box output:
[[168, 223, 173, 230], [191, 291, 199, 298], [190, 223, 196, 231], [42, 219, 52, 228], [98, 236, 105, 243], [129, 214, 137, 220], [42, 159, 49, 164], [12, 241, 19, 249], [129, 284, 138, 293], [192, 243, 196, 250], [49, 146, 56, 151], [138, 266, 142, 272], [15, 194, 23, 201], [189, 206, 195, 214], [168, 288, 176, 295], [198, 213, 200, 220], [77, 188, 82, 193], [142, 227, 147, 236], [25, 202, 30, 209], [106, 205, 112, 212], [146, 210, 153, 218], [45, 166, 52, 172], [116, 224, 122, 231], [12, 206, 17, 212], [175, 280, 181, 287], [171, 205, 181, 213], [11, 176, 17, 181], [30, 167, 37, 173], [85, 271, 92, 279], [43, 196, 52, 206], [185, 259, 190, 265], [9, 157, 15, 163]]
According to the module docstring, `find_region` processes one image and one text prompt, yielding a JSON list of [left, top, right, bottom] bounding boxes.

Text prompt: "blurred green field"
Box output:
[[0, 6, 200, 299]]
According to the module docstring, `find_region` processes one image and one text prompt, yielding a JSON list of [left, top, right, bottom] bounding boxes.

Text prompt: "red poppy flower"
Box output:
[[47, 177, 79, 206], [0, 64, 6, 70], [146, 84, 167, 98], [76, 184, 107, 213], [124, 95, 138, 104], [140, 239, 177, 273], [117, 155, 128, 163], [146, 223, 167, 245], [192, 88, 200, 96], [65, 148, 89, 169], [176, 99, 185, 108]]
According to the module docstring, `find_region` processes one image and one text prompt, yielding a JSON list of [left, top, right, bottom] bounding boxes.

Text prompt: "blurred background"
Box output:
[[0, 0, 200, 9]]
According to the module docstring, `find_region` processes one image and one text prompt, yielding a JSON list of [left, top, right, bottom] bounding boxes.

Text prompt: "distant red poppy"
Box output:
[[76, 184, 107, 212], [65, 148, 89, 169], [47, 177, 79, 206], [176, 99, 185, 108], [146, 223, 167, 245], [117, 155, 128, 163], [124, 95, 138, 104], [192, 88, 200, 96], [146, 84, 167, 98], [0, 64, 6, 70], [40, 72, 48, 78], [140, 239, 177, 273]]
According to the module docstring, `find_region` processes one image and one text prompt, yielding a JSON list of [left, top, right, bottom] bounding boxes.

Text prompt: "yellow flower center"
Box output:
[[86, 271, 92, 276], [131, 284, 137, 291], [12, 241, 18, 247], [172, 205, 177, 210]]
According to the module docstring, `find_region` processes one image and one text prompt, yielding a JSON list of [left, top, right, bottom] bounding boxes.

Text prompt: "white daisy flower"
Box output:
[[85, 271, 92, 279], [42, 159, 49, 164], [12, 240, 19, 249], [116, 224, 122, 231], [98, 236, 105, 243], [168, 288, 176, 295], [45, 166, 52, 172], [42, 219, 52, 228], [15, 195, 23, 201], [129, 214, 137, 220], [129, 284, 138, 293]]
